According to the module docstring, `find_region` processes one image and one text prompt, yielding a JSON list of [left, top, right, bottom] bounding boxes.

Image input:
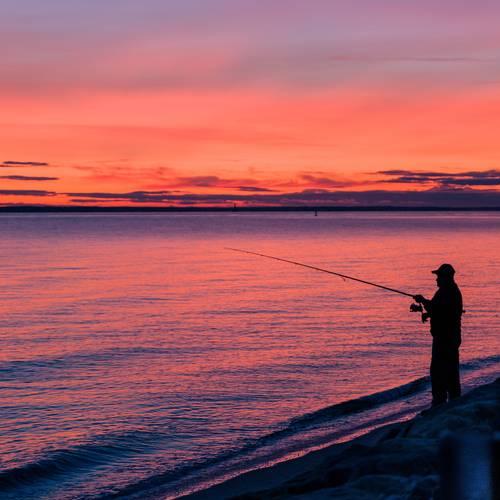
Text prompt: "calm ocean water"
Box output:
[[1, 212, 499, 499]]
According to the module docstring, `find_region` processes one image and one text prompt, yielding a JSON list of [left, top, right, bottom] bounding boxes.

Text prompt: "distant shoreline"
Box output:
[[1, 205, 500, 213]]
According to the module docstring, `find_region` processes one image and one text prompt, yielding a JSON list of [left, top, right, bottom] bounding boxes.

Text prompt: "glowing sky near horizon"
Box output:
[[1, 0, 500, 206]]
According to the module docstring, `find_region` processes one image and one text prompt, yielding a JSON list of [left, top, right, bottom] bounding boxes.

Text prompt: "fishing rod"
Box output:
[[226, 247, 415, 298]]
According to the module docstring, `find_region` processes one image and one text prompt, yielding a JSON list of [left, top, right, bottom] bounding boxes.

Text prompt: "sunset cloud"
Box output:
[[0, 189, 56, 197], [378, 169, 500, 188], [2, 161, 49, 167], [237, 186, 276, 192], [171, 175, 271, 190], [67, 191, 173, 202], [299, 174, 358, 189], [0, 175, 59, 181], [64, 188, 500, 208]]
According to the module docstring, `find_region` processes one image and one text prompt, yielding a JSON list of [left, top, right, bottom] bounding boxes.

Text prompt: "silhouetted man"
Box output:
[[414, 264, 463, 407]]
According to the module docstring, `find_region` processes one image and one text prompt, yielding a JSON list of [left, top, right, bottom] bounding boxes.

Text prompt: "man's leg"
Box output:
[[431, 343, 447, 406], [447, 347, 461, 400]]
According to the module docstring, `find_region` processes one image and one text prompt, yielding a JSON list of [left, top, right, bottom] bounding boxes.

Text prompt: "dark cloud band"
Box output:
[[0, 175, 59, 181], [377, 169, 500, 187], [2, 161, 49, 167], [0, 189, 56, 196], [66, 188, 500, 207]]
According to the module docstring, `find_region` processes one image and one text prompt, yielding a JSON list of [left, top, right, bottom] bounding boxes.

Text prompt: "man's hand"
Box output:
[[413, 294, 425, 304], [422, 312, 430, 323]]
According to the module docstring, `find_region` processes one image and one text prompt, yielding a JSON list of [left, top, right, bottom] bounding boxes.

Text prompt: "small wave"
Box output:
[[0, 346, 206, 382], [287, 376, 429, 431], [0, 431, 161, 491], [207, 308, 289, 315], [45, 266, 87, 271], [461, 353, 500, 371]]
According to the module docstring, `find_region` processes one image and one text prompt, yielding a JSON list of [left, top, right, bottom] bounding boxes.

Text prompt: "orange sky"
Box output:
[[2, 1, 500, 206]]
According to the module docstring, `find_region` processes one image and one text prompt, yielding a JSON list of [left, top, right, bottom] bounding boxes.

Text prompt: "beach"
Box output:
[[186, 378, 499, 499]]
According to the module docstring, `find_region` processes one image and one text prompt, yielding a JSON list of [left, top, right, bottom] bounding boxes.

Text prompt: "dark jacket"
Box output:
[[423, 282, 463, 347]]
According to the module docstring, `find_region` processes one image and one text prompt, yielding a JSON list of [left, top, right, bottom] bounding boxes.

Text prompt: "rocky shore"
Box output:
[[186, 378, 499, 499]]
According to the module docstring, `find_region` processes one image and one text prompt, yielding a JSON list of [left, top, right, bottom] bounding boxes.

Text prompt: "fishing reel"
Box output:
[[410, 303, 423, 313], [410, 303, 429, 323]]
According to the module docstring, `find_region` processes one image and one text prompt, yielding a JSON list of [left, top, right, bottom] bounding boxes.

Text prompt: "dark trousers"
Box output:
[[430, 341, 461, 406]]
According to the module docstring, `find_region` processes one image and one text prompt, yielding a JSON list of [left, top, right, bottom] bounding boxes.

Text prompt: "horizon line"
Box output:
[[1, 205, 500, 213]]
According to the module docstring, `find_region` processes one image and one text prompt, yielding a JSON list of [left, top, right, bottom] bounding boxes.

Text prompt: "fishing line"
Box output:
[[226, 247, 414, 298]]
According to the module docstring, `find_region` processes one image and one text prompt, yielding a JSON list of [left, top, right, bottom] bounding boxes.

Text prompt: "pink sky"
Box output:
[[1, 0, 500, 206]]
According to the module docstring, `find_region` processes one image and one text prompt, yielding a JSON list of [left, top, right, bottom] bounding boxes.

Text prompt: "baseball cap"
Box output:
[[432, 263, 455, 276]]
